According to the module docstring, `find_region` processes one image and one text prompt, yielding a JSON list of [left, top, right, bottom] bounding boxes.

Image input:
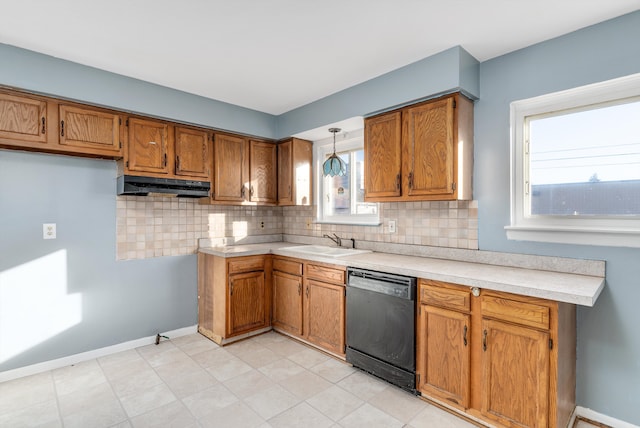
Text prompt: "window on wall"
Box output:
[[316, 131, 379, 225], [507, 73, 640, 248]]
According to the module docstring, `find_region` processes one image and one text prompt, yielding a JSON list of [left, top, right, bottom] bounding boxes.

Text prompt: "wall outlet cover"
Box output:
[[43, 223, 56, 239]]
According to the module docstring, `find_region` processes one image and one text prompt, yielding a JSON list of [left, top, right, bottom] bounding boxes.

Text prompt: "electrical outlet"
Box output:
[[388, 220, 396, 234], [43, 223, 56, 239], [260, 220, 265, 229]]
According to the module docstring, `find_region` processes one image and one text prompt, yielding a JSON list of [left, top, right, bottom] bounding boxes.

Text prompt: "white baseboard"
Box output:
[[0, 325, 197, 383], [575, 406, 639, 428]]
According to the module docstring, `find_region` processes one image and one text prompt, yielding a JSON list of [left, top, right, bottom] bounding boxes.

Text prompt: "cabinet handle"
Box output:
[[297, 284, 301, 295], [396, 173, 401, 190], [463, 325, 468, 346], [41, 117, 46, 134], [176, 156, 180, 171], [230, 283, 234, 296], [306, 285, 309, 298], [408, 172, 414, 189], [250, 186, 254, 196], [241, 186, 246, 198], [60, 120, 64, 137], [163, 153, 167, 167], [483, 329, 487, 351], [288, 185, 291, 197]]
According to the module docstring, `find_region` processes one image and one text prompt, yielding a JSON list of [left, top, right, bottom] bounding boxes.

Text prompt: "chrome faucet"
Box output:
[[323, 233, 342, 247]]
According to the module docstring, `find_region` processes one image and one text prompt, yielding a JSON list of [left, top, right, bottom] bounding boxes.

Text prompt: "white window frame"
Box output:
[[314, 129, 380, 225], [506, 72, 640, 248]]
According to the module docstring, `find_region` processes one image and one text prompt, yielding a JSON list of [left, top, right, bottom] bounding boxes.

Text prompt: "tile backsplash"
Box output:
[[116, 197, 478, 260]]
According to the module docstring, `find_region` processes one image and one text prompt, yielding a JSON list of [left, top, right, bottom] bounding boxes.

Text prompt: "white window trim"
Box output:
[[506, 72, 640, 248], [314, 129, 380, 225]]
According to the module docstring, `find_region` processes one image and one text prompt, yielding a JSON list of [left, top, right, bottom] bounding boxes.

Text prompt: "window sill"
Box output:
[[505, 225, 640, 248], [315, 219, 381, 227]]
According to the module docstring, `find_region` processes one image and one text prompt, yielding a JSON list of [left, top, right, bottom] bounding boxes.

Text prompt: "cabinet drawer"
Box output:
[[305, 263, 345, 285], [481, 295, 550, 330], [420, 281, 470, 312], [273, 257, 303, 276], [228, 256, 265, 274]]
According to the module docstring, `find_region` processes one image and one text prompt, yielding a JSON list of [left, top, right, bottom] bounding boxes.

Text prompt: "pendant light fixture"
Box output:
[[322, 127, 347, 177]]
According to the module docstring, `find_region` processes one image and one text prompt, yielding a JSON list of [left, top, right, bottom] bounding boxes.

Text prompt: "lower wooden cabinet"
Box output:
[[197, 253, 271, 345], [416, 279, 576, 428], [272, 256, 346, 356]]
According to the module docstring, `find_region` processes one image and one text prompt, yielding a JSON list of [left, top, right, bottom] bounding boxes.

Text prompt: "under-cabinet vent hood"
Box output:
[[117, 175, 210, 198]]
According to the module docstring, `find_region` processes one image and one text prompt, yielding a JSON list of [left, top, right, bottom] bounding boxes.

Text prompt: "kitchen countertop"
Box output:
[[199, 242, 605, 307]]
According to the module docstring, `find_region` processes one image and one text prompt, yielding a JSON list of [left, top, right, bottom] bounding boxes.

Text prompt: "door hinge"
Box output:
[[119, 142, 122, 149], [452, 100, 456, 109], [549, 339, 553, 350], [125, 119, 129, 127], [119, 118, 122, 126], [126, 160, 129, 168]]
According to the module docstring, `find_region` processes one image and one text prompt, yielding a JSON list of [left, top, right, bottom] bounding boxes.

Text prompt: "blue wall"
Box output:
[[475, 12, 640, 424], [0, 43, 277, 139], [0, 150, 197, 372]]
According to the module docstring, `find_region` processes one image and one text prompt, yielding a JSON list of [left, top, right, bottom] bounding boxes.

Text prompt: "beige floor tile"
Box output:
[[140, 346, 192, 368], [258, 358, 306, 382], [53, 360, 108, 396], [309, 358, 356, 383], [336, 371, 389, 401], [98, 348, 143, 369], [237, 345, 284, 368], [244, 384, 301, 420], [279, 370, 333, 400], [407, 403, 476, 428], [57, 381, 117, 417], [129, 400, 198, 428], [158, 366, 218, 398], [268, 402, 334, 428], [119, 382, 177, 418], [174, 335, 220, 356], [265, 337, 308, 356], [224, 368, 275, 397], [109, 367, 164, 398], [367, 384, 427, 423], [190, 346, 235, 368], [182, 383, 239, 419], [198, 401, 265, 428], [305, 385, 364, 422], [205, 356, 254, 381], [100, 356, 151, 382], [62, 400, 128, 428], [0, 399, 61, 427], [338, 402, 404, 428], [287, 347, 331, 369], [0, 371, 56, 414]]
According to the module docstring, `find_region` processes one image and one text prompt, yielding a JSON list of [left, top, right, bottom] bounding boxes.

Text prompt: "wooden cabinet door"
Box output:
[[272, 271, 303, 336], [126, 117, 169, 174], [59, 104, 121, 155], [364, 111, 402, 199], [0, 92, 48, 145], [175, 126, 209, 179], [249, 140, 277, 203], [214, 134, 247, 201], [403, 96, 455, 197], [227, 271, 267, 336], [277, 139, 293, 204], [304, 279, 345, 355], [417, 304, 470, 408], [481, 318, 549, 428]]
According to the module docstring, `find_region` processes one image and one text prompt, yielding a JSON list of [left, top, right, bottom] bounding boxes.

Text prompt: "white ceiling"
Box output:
[[1, 1, 638, 115]]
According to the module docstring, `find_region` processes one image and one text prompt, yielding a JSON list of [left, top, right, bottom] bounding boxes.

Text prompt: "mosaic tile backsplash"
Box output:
[[116, 197, 478, 260]]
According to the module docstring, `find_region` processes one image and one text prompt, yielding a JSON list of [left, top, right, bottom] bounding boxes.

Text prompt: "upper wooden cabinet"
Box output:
[[175, 126, 210, 179], [278, 138, 312, 206], [213, 133, 248, 202], [59, 104, 123, 156], [249, 140, 277, 203], [0, 91, 50, 147], [364, 93, 473, 202], [125, 117, 170, 175]]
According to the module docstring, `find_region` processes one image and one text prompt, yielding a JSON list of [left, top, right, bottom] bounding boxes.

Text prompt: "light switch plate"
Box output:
[[389, 220, 396, 233], [43, 223, 56, 239]]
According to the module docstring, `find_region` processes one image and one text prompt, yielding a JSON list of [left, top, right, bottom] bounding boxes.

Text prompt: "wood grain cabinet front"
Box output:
[[0, 90, 52, 148], [125, 117, 170, 175], [249, 140, 277, 203], [197, 253, 271, 345], [364, 93, 474, 202], [272, 257, 346, 357], [416, 279, 576, 428], [59, 104, 123, 156], [174, 126, 210, 180], [277, 138, 312, 206]]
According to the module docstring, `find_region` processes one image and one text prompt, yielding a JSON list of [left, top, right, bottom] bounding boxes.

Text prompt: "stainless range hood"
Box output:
[[117, 175, 210, 198]]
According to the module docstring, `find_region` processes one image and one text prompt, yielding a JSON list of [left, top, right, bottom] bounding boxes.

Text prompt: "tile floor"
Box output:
[[0, 332, 601, 428]]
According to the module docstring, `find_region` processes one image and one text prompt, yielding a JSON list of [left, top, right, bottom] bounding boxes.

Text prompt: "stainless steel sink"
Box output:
[[279, 245, 371, 258]]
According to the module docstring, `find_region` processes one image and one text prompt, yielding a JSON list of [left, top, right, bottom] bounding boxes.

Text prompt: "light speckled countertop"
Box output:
[[199, 242, 604, 307]]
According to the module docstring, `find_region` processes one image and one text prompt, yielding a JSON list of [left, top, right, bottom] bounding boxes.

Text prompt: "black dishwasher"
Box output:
[[345, 267, 417, 393]]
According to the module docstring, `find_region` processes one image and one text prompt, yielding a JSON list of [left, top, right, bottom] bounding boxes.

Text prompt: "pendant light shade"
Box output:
[[322, 128, 347, 177]]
